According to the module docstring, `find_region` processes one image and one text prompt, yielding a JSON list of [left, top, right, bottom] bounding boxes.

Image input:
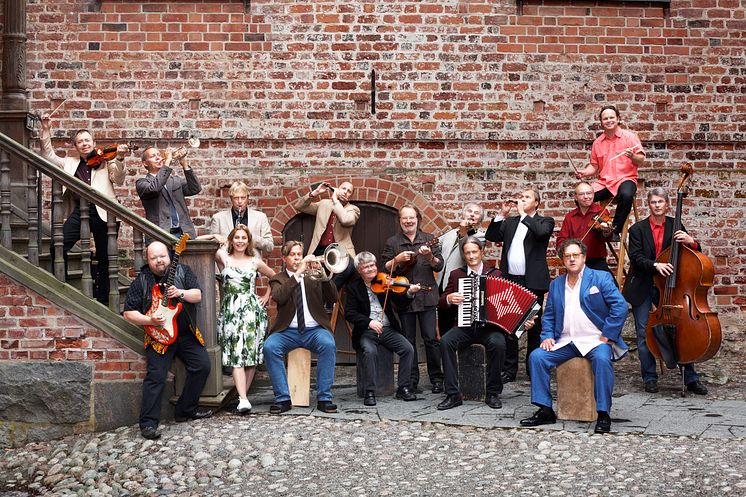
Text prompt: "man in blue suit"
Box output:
[[520, 238, 628, 434]]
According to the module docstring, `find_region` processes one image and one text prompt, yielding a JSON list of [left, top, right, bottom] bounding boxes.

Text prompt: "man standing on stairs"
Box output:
[[123, 241, 212, 440], [137, 146, 202, 240], [39, 114, 130, 305]]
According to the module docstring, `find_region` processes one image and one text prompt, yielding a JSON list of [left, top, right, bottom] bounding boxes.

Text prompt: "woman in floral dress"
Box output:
[[216, 225, 275, 413]]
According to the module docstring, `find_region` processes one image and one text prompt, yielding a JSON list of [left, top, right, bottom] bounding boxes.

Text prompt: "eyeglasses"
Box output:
[[563, 252, 584, 259]]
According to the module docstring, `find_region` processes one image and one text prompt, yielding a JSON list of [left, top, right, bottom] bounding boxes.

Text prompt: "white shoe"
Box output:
[[237, 398, 252, 414]]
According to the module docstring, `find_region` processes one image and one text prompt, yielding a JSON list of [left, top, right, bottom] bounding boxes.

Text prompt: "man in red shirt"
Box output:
[[556, 182, 611, 273], [622, 188, 708, 396], [576, 105, 645, 235]]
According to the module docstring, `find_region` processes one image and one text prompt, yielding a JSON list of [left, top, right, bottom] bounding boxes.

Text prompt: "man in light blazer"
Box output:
[[39, 114, 129, 304], [293, 181, 359, 288], [207, 181, 273, 256], [520, 239, 628, 434], [263, 241, 338, 415], [136, 146, 202, 239], [485, 189, 555, 382]]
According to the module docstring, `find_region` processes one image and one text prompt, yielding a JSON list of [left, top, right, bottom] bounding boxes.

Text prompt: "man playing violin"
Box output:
[[556, 182, 611, 273], [437, 236, 507, 410], [39, 113, 131, 304], [485, 189, 554, 383], [575, 105, 645, 236], [345, 251, 420, 406], [293, 180, 360, 289], [381, 204, 445, 394], [123, 241, 212, 440], [137, 146, 202, 239], [622, 188, 708, 396]]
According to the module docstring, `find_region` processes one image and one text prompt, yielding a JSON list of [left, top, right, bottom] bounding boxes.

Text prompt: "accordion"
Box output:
[[457, 275, 540, 337]]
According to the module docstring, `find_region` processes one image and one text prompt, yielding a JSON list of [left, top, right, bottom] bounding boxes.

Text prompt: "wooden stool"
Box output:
[[287, 348, 311, 407], [356, 346, 395, 397], [458, 344, 486, 401], [556, 357, 597, 422]]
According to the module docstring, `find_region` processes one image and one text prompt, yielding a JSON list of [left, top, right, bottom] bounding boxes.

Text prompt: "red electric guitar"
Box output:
[[143, 234, 189, 345]]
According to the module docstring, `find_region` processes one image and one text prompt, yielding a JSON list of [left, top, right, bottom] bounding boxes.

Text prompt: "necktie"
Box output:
[[164, 187, 180, 228], [295, 281, 306, 332]]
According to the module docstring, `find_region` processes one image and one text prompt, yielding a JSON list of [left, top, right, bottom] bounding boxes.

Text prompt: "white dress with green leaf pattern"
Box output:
[[217, 263, 268, 367]]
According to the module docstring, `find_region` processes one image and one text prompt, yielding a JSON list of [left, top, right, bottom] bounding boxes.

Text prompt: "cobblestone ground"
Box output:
[[1, 414, 745, 497]]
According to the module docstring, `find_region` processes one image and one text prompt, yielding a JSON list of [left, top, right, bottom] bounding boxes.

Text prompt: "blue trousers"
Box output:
[[631, 289, 700, 385], [528, 342, 614, 413], [263, 326, 336, 403]]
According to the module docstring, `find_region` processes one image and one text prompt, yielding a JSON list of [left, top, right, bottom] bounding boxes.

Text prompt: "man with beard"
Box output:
[[123, 241, 212, 440]]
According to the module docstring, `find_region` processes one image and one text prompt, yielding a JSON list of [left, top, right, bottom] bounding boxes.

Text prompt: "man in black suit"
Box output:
[[485, 189, 554, 382], [622, 187, 708, 396], [436, 236, 507, 410], [345, 252, 419, 406]]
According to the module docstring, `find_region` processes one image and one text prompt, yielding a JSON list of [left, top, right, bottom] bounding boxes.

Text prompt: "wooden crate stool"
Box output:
[[556, 357, 597, 422], [356, 346, 395, 397], [458, 344, 486, 401], [287, 348, 311, 407]]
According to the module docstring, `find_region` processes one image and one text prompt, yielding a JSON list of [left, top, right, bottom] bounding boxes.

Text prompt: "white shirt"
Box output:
[[467, 263, 484, 277], [506, 214, 530, 276], [552, 268, 605, 356], [287, 270, 320, 330]]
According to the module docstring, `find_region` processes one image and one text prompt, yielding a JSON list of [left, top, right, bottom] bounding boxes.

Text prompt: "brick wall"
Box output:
[[13, 0, 746, 314], [0, 274, 147, 380]]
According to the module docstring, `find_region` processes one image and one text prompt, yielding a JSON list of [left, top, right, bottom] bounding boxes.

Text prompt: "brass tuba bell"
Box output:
[[304, 243, 349, 281]]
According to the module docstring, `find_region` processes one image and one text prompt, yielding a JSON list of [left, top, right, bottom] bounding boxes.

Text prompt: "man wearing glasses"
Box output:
[[555, 182, 612, 273]]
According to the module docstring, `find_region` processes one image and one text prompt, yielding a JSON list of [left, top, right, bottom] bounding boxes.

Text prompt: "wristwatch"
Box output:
[[179, 291, 185, 301]]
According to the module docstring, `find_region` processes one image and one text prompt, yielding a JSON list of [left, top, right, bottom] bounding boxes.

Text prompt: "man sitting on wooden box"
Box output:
[[520, 239, 628, 434]]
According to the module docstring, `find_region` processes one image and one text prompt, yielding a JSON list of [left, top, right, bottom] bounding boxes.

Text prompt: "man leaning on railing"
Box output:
[[39, 113, 131, 304]]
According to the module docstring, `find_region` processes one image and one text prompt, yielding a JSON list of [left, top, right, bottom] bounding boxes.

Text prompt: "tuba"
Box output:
[[304, 243, 349, 281]]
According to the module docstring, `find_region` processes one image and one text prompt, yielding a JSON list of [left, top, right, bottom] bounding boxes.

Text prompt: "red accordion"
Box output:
[[457, 275, 540, 336]]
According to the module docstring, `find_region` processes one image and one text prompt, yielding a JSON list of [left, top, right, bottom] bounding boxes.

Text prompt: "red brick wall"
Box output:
[[15, 0, 746, 314], [0, 274, 147, 380]]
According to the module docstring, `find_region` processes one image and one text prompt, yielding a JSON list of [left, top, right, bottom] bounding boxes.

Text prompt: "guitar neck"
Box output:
[[161, 253, 181, 305]]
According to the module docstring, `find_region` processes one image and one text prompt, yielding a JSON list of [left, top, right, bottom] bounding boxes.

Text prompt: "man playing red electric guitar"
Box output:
[[123, 241, 212, 440]]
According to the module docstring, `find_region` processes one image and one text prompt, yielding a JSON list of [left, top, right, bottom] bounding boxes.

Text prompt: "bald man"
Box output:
[[123, 241, 212, 440]]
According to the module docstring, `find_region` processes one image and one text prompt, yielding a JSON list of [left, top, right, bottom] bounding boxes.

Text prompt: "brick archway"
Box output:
[[270, 177, 449, 246]]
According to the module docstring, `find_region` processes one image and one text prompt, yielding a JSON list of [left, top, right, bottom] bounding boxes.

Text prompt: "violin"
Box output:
[[587, 210, 613, 232], [85, 143, 138, 168], [371, 272, 431, 294]]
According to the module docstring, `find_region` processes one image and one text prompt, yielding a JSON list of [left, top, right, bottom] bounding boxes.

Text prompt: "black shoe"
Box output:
[[431, 381, 444, 394], [395, 386, 417, 401], [644, 380, 659, 393], [174, 408, 213, 423], [140, 426, 161, 440], [363, 391, 376, 406], [686, 380, 708, 395], [520, 407, 556, 427], [269, 400, 292, 415], [411, 384, 423, 394], [436, 394, 463, 410], [501, 372, 515, 384], [485, 393, 502, 409], [317, 400, 338, 413], [594, 411, 611, 434]]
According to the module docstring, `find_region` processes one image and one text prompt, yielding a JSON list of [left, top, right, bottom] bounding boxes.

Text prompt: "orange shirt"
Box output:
[[590, 127, 644, 195]]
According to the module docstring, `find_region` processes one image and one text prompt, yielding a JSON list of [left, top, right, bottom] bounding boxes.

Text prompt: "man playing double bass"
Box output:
[[622, 188, 708, 395]]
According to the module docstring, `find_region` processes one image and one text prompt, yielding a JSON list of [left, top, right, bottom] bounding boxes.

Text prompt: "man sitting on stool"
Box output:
[[520, 239, 628, 434], [345, 251, 420, 406], [437, 236, 507, 410], [263, 241, 338, 414]]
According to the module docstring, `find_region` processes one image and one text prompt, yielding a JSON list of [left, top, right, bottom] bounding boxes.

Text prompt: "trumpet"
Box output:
[[167, 137, 200, 164], [302, 243, 349, 281]]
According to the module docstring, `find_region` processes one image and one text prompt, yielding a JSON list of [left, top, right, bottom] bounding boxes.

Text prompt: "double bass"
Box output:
[[645, 164, 722, 380]]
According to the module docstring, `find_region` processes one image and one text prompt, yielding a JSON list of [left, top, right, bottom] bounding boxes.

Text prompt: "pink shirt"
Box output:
[[590, 127, 644, 196]]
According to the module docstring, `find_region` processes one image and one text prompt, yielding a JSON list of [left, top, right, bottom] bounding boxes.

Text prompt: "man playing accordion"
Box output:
[[436, 236, 507, 410]]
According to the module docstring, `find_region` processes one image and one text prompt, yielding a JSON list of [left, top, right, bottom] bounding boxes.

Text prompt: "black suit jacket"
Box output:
[[345, 277, 407, 350], [437, 264, 501, 332], [485, 213, 554, 291], [622, 215, 699, 307], [269, 271, 337, 333]]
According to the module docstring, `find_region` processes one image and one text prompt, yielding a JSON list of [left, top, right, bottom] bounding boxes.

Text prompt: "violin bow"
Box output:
[[380, 263, 396, 317], [565, 150, 581, 175], [579, 197, 614, 242]]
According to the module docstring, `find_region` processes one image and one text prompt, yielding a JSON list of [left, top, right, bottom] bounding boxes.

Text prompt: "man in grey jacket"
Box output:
[[136, 147, 202, 239]]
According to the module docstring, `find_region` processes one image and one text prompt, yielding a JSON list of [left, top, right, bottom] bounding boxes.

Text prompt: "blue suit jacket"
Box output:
[[541, 267, 629, 360]]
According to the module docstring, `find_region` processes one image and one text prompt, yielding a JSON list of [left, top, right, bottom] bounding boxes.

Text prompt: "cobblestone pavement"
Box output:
[[2, 320, 744, 497]]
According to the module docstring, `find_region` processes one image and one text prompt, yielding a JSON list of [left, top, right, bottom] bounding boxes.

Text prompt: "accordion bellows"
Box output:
[[458, 275, 541, 336]]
